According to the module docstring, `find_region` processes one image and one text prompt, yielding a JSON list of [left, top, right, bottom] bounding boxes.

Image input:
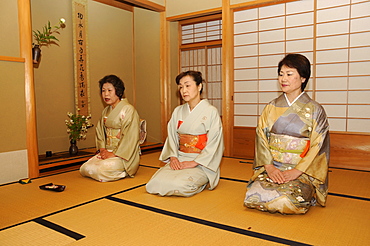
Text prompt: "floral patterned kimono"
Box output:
[[146, 99, 224, 197], [244, 93, 330, 214], [80, 98, 141, 182]]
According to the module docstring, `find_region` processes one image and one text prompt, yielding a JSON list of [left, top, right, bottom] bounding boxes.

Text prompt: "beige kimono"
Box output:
[[146, 99, 224, 196], [80, 98, 141, 182]]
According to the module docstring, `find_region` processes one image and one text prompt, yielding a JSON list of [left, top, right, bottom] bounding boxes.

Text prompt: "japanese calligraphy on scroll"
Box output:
[[73, 0, 90, 116]]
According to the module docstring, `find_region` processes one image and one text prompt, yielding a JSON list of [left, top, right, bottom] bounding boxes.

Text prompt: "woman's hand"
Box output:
[[99, 148, 116, 160], [265, 164, 285, 184], [169, 157, 182, 170], [282, 169, 303, 182], [180, 161, 198, 169]]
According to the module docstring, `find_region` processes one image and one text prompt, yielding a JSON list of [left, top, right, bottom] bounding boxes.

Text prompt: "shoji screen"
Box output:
[[233, 0, 370, 133], [180, 17, 223, 114], [180, 47, 223, 114]]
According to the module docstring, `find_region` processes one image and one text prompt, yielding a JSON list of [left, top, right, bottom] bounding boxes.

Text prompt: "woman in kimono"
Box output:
[[80, 75, 141, 182], [146, 71, 224, 197], [244, 54, 330, 214]]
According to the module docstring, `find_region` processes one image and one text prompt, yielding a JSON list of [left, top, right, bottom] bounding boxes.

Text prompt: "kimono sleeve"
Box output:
[[159, 107, 180, 161], [295, 104, 330, 183], [254, 104, 274, 169], [193, 107, 224, 173], [113, 105, 140, 161], [95, 108, 107, 150]]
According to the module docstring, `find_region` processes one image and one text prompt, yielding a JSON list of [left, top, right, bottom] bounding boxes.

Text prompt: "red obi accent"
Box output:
[[195, 134, 207, 150], [177, 120, 183, 129], [300, 140, 310, 158]]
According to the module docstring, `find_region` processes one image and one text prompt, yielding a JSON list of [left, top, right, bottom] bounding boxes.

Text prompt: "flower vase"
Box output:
[[69, 139, 78, 156], [32, 45, 42, 64]]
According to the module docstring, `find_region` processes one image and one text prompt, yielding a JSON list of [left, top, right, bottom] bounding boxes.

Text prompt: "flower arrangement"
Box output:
[[33, 18, 66, 47], [65, 110, 93, 141]]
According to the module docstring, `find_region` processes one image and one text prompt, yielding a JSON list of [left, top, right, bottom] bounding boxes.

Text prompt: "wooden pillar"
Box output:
[[18, 0, 39, 178], [222, 0, 234, 156], [160, 11, 171, 142]]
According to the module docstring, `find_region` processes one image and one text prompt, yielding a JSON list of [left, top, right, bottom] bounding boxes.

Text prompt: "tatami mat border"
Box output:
[[34, 218, 85, 240], [106, 196, 312, 246]]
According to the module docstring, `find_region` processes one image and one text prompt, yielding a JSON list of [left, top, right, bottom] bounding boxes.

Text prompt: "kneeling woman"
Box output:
[[244, 54, 330, 214], [146, 71, 224, 197], [80, 75, 141, 182]]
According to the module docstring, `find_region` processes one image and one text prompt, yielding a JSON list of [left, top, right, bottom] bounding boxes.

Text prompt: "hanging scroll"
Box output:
[[73, 0, 90, 116]]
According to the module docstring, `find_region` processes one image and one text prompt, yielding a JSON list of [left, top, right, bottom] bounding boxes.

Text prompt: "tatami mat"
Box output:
[[1, 152, 369, 245], [0, 162, 156, 229], [43, 199, 281, 246], [0, 222, 75, 246], [112, 176, 370, 246]]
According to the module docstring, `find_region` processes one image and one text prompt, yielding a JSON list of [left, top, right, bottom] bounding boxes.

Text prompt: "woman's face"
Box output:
[[178, 75, 201, 104], [278, 65, 305, 97], [101, 83, 120, 108]]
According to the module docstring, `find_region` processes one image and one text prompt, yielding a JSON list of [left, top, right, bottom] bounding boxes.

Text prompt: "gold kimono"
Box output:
[[244, 93, 330, 214], [80, 98, 141, 182]]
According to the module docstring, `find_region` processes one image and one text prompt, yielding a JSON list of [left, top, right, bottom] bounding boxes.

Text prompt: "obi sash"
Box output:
[[179, 134, 207, 153], [269, 133, 310, 165]]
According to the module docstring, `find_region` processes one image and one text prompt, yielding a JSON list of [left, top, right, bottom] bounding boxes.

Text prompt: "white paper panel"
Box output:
[[317, 5, 349, 23], [259, 54, 284, 67], [286, 39, 313, 53], [316, 91, 348, 104], [327, 118, 346, 131], [316, 49, 349, 63], [234, 32, 258, 46], [259, 17, 285, 31], [234, 104, 258, 115], [350, 47, 370, 61], [286, 0, 314, 14], [317, 20, 349, 36], [323, 105, 347, 118], [351, 1, 370, 18], [349, 61, 370, 76], [286, 26, 314, 40], [234, 57, 258, 69], [234, 45, 258, 57], [350, 17, 370, 33], [259, 79, 280, 92], [316, 77, 348, 90], [234, 20, 258, 34], [259, 29, 285, 43], [259, 42, 285, 55], [234, 8, 257, 22], [234, 92, 258, 103], [349, 76, 370, 90], [259, 67, 277, 80], [259, 92, 281, 104], [234, 115, 258, 127], [316, 35, 349, 50], [348, 91, 370, 104], [286, 12, 314, 27], [348, 119, 370, 133], [316, 63, 348, 76], [317, 0, 350, 9], [259, 4, 285, 18], [234, 80, 258, 92], [348, 105, 370, 118], [234, 68, 258, 80], [350, 32, 370, 47]]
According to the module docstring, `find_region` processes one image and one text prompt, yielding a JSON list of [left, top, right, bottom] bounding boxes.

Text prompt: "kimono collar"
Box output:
[[284, 92, 305, 107], [186, 99, 205, 112]]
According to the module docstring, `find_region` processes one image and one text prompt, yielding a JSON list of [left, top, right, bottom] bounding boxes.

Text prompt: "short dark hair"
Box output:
[[98, 75, 125, 99], [175, 70, 204, 94], [278, 54, 311, 91]]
